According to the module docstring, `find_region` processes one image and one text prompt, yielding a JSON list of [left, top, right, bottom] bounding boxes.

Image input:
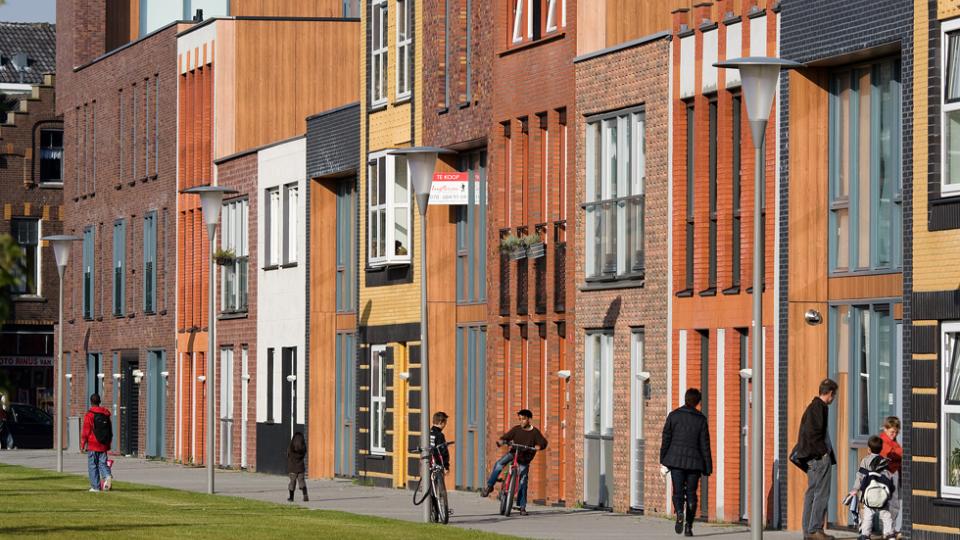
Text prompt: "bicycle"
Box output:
[[413, 440, 454, 524], [496, 441, 537, 517]]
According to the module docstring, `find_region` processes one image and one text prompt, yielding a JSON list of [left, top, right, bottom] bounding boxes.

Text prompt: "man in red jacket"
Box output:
[[81, 393, 112, 492]]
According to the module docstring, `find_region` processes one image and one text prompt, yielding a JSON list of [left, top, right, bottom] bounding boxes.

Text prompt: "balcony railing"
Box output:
[[516, 257, 528, 316], [554, 220, 566, 313]]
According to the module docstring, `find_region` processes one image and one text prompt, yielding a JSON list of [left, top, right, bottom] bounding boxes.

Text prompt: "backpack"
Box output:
[[92, 411, 112, 446], [859, 456, 893, 509]]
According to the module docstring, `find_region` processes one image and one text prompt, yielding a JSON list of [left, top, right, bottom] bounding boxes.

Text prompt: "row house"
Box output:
[[780, 0, 912, 532], [175, 9, 358, 472], [671, 1, 779, 525], [0, 23, 61, 414], [907, 0, 960, 537]]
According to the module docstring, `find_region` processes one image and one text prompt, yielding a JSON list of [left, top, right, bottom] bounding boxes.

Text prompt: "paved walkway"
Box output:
[[0, 450, 845, 539]]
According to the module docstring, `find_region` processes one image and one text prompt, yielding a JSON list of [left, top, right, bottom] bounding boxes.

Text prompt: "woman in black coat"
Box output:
[[287, 432, 307, 502], [660, 388, 713, 537]]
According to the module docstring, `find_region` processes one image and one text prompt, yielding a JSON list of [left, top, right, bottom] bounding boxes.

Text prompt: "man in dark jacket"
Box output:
[[661, 388, 712, 537], [795, 378, 838, 540], [80, 393, 112, 492]]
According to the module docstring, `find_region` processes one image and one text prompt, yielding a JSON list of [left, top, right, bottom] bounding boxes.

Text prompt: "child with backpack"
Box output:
[[848, 435, 896, 540], [879, 417, 903, 536], [80, 393, 113, 492]]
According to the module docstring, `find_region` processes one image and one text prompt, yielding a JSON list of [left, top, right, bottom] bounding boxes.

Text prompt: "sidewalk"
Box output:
[[0, 450, 833, 539]]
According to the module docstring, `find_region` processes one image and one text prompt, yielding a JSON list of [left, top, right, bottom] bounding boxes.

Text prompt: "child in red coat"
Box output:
[[880, 416, 902, 536]]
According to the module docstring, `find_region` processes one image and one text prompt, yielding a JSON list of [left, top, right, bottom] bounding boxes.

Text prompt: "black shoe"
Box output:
[[684, 523, 693, 537], [287, 490, 294, 502], [675, 513, 683, 534], [479, 486, 491, 497], [301, 488, 309, 502], [518, 508, 528, 516]]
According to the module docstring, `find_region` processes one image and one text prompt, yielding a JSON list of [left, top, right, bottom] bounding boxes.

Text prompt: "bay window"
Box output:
[[584, 107, 645, 281], [941, 322, 960, 497], [828, 58, 902, 273], [368, 152, 411, 266]]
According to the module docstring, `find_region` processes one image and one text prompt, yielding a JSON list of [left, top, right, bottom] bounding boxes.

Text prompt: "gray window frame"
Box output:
[[112, 219, 126, 316], [336, 179, 357, 312], [83, 226, 95, 320], [456, 150, 487, 304], [144, 211, 157, 313]]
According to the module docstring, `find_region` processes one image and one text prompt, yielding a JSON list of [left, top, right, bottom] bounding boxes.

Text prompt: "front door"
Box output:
[[120, 351, 139, 456], [146, 350, 166, 457], [335, 334, 356, 477], [220, 348, 234, 466], [584, 331, 613, 508]]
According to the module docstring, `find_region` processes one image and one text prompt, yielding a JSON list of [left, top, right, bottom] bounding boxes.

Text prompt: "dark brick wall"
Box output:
[[779, 0, 914, 531], [58, 24, 180, 460], [306, 103, 361, 179], [574, 35, 671, 514]]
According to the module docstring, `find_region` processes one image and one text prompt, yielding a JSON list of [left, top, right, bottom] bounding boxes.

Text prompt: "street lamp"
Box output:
[[388, 146, 452, 523], [43, 234, 81, 473], [181, 185, 237, 494], [715, 56, 801, 539]]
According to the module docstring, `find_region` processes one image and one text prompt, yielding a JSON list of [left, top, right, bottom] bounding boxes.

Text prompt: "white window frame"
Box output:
[[943, 18, 960, 196], [265, 187, 281, 266], [370, 344, 387, 455], [629, 329, 645, 509], [371, 0, 389, 106], [220, 198, 248, 312], [511, 0, 526, 43], [367, 152, 412, 267], [584, 109, 646, 280], [941, 322, 960, 498], [395, 0, 412, 101], [283, 183, 299, 265], [545, 0, 565, 33]]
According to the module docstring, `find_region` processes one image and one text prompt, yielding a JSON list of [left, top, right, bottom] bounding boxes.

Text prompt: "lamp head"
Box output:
[[714, 56, 803, 145], [388, 147, 454, 214], [42, 235, 82, 269], [180, 185, 238, 226]]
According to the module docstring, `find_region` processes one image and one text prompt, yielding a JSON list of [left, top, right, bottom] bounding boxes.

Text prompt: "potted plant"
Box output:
[[522, 234, 545, 259], [500, 235, 525, 260], [951, 446, 960, 486], [213, 248, 236, 266]]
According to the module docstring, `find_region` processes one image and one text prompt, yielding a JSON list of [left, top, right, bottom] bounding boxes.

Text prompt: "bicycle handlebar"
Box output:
[[500, 441, 538, 451]]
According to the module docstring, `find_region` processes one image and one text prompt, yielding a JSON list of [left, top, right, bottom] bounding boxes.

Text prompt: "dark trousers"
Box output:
[[670, 468, 701, 523]]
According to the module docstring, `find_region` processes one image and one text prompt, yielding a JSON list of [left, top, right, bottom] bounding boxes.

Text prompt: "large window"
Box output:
[[371, 0, 388, 106], [456, 150, 487, 303], [828, 59, 902, 273], [82, 227, 94, 319], [368, 152, 411, 266], [370, 345, 387, 454], [942, 323, 960, 497], [143, 211, 157, 313], [942, 19, 960, 195], [336, 180, 357, 312], [283, 183, 299, 265], [112, 220, 126, 316], [395, 0, 411, 100], [584, 108, 645, 281], [265, 187, 281, 267], [511, 0, 565, 43], [11, 218, 40, 296], [39, 129, 63, 184], [707, 99, 718, 291], [830, 303, 898, 440], [684, 103, 694, 291], [221, 198, 249, 313], [731, 95, 742, 290]]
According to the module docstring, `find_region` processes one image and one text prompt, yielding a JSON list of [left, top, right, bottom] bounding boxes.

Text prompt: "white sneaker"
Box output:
[[88, 488, 99, 492]]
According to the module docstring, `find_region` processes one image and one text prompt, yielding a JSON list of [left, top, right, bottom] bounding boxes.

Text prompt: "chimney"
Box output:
[[672, 8, 690, 34], [693, 2, 714, 28]]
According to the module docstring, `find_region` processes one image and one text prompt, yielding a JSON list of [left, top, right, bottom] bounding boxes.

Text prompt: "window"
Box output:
[[367, 152, 411, 266], [511, 0, 526, 43], [942, 19, 960, 195], [584, 331, 613, 436], [456, 150, 488, 303], [82, 227, 94, 319], [371, 0, 388, 106], [336, 180, 357, 312], [584, 108, 645, 280], [512, 0, 564, 43], [266, 348, 275, 422], [221, 199, 249, 313], [144, 211, 157, 313], [283, 183, 299, 265], [545, 0, 565, 33], [39, 129, 63, 184], [941, 322, 960, 497], [731, 95, 742, 290], [265, 187, 281, 267], [828, 59, 902, 273], [11, 218, 40, 296], [830, 303, 897, 439], [343, 0, 360, 16], [396, 0, 411, 100], [370, 345, 387, 454], [685, 103, 694, 291], [87, 353, 102, 397], [707, 99, 718, 291], [112, 220, 126, 316]]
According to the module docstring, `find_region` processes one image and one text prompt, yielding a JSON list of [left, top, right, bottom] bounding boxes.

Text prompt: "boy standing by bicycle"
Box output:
[[480, 409, 548, 516], [430, 411, 451, 472]]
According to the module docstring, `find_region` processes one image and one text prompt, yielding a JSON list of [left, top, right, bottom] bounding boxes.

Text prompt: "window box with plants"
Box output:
[[500, 234, 526, 261], [522, 234, 545, 259], [213, 248, 236, 266]]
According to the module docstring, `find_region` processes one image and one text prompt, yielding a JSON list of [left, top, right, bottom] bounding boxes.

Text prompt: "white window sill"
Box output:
[[39, 181, 63, 189], [367, 257, 411, 269], [940, 184, 960, 197]]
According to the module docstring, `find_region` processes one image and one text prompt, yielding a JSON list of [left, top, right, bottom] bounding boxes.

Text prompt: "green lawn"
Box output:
[[0, 463, 515, 539]]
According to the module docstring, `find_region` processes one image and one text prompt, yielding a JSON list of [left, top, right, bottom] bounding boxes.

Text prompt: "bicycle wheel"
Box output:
[[504, 468, 517, 517], [433, 472, 449, 524], [498, 474, 509, 515]]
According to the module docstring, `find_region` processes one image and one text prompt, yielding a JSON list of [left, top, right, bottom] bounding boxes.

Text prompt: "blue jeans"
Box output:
[[486, 452, 530, 509], [87, 451, 110, 490]]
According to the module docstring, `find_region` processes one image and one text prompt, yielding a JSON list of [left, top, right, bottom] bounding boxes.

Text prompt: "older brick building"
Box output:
[[0, 22, 62, 416], [56, 2, 183, 458]]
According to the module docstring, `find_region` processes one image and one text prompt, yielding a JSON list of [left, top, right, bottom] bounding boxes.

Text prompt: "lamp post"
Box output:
[[43, 234, 81, 473], [389, 146, 452, 523], [714, 56, 801, 539], [181, 185, 237, 494]]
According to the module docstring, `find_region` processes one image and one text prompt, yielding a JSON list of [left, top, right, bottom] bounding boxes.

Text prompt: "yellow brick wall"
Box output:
[[915, 1, 960, 292], [358, 0, 426, 328]]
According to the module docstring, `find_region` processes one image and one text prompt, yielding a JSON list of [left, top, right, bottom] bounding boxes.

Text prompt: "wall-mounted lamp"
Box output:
[[197, 375, 206, 383], [739, 368, 753, 380], [556, 370, 571, 380], [398, 371, 410, 381], [112, 373, 121, 381], [97, 373, 105, 380], [241, 374, 251, 381], [285, 375, 297, 383], [637, 371, 651, 382], [804, 309, 823, 326], [160, 371, 169, 386], [64, 373, 73, 382]]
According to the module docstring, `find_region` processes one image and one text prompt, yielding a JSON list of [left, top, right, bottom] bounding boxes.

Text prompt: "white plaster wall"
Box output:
[[256, 138, 307, 425]]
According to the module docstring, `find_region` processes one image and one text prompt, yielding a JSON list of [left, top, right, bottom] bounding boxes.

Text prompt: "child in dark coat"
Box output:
[[287, 432, 307, 502]]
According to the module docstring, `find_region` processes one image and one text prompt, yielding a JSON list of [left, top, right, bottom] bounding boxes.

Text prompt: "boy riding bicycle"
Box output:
[[480, 409, 548, 516]]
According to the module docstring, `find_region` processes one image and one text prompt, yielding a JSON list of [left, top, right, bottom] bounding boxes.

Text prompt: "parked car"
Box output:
[[1, 403, 53, 449]]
